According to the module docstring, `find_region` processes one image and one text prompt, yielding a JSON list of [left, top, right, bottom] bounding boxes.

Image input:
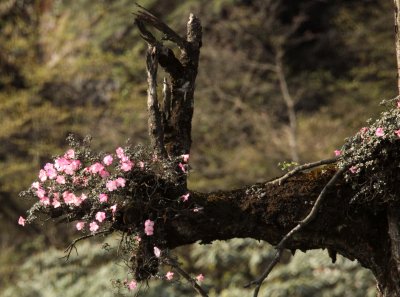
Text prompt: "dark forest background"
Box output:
[[0, 0, 395, 296]]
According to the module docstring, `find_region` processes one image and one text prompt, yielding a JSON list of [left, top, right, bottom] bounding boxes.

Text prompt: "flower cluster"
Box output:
[[337, 100, 400, 204], [18, 136, 202, 294]]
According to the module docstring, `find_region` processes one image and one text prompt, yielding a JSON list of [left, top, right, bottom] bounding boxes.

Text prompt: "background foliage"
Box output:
[[0, 0, 396, 295]]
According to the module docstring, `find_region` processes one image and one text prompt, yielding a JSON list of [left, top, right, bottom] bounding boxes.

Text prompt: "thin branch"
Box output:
[[63, 230, 111, 261], [270, 157, 338, 185], [146, 45, 167, 158], [276, 48, 299, 163], [246, 167, 346, 296], [164, 256, 209, 297]]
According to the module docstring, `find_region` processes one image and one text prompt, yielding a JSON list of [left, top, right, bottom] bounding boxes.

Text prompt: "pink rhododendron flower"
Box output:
[[110, 204, 117, 214], [44, 163, 57, 179], [76, 221, 85, 231], [166, 271, 174, 280], [54, 157, 71, 172], [89, 162, 105, 174], [395, 129, 400, 138], [99, 169, 110, 179], [154, 246, 161, 258], [56, 175, 66, 184], [144, 219, 154, 236], [181, 154, 190, 162], [127, 280, 137, 291], [89, 221, 99, 232], [375, 127, 384, 137], [52, 197, 61, 208], [115, 177, 126, 188], [40, 196, 51, 206], [334, 150, 341, 157], [106, 180, 118, 191], [18, 216, 26, 226], [96, 211, 106, 222], [181, 193, 190, 202], [121, 160, 133, 171], [196, 274, 204, 282], [103, 155, 113, 166], [39, 169, 47, 182], [139, 161, 145, 169], [116, 147, 125, 159], [349, 166, 358, 174], [31, 181, 40, 189], [99, 193, 108, 203], [65, 149, 75, 159], [36, 188, 46, 199], [178, 163, 186, 173], [63, 191, 83, 206]]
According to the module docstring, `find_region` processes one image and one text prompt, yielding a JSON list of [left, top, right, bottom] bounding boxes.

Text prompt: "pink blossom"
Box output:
[[154, 246, 161, 258], [99, 193, 108, 203], [96, 211, 106, 222], [56, 175, 66, 184], [31, 182, 40, 189], [115, 177, 126, 188], [196, 274, 204, 282], [52, 197, 61, 208], [54, 157, 70, 172], [44, 163, 57, 179], [40, 196, 51, 206], [65, 149, 75, 159], [181, 154, 190, 162], [120, 160, 133, 171], [127, 280, 137, 291], [397, 101, 400, 108], [39, 169, 47, 182], [36, 188, 46, 199], [103, 155, 113, 166], [18, 216, 26, 226], [116, 147, 125, 159], [139, 161, 145, 169], [181, 193, 190, 202], [106, 180, 118, 191], [76, 221, 85, 231], [80, 193, 87, 201], [110, 204, 117, 214], [178, 163, 186, 173], [63, 191, 83, 206], [99, 169, 110, 179], [144, 219, 154, 236], [89, 221, 99, 232], [166, 271, 174, 280], [89, 162, 105, 174], [375, 127, 384, 137], [334, 150, 341, 157], [349, 166, 358, 174], [395, 130, 400, 138]]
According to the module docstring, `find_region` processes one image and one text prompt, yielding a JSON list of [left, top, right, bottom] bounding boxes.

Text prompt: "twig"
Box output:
[[270, 157, 338, 185], [246, 167, 346, 296], [164, 256, 209, 297], [62, 230, 111, 261]]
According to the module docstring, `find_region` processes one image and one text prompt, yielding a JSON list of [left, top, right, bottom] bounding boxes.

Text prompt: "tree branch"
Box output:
[[270, 157, 338, 185], [164, 256, 209, 297]]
